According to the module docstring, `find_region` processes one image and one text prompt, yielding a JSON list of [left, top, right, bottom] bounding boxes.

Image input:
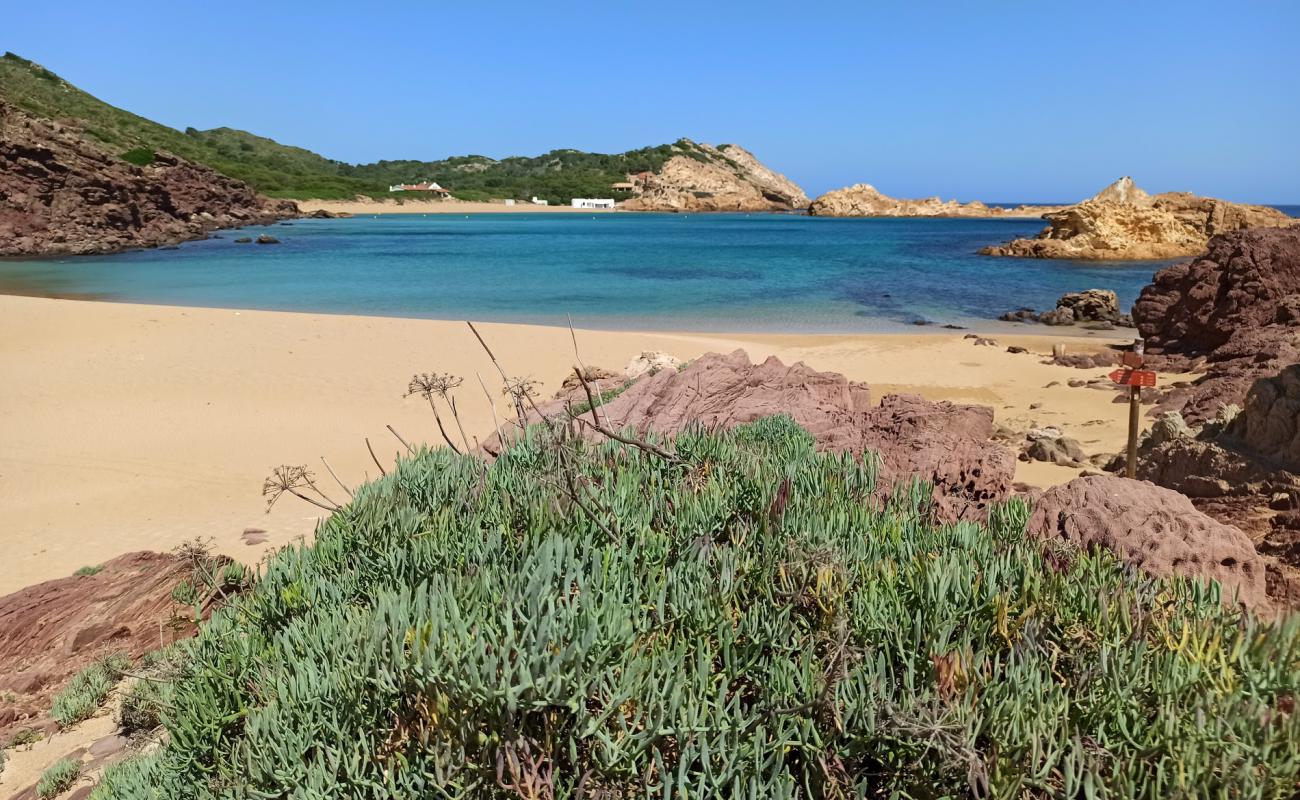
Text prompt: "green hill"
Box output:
[[0, 52, 685, 202]]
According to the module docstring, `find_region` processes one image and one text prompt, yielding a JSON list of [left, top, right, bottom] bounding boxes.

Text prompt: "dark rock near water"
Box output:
[[1000, 289, 1126, 328], [0, 101, 298, 256], [255, 234, 280, 245], [234, 237, 253, 244]]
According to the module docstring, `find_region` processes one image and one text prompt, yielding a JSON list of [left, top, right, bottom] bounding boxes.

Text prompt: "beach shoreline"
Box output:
[[0, 294, 1154, 594], [297, 198, 620, 215]]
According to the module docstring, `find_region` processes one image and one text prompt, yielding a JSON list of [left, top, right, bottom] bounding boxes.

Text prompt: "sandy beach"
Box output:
[[0, 294, 1149, 595], [297, 198, 617, 215]]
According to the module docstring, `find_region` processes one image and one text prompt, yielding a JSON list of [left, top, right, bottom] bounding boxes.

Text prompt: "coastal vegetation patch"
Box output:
[[87, 416, 1300, 798]]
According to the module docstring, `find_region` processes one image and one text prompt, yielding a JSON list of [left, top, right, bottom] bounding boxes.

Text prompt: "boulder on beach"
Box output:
[[1028, 475, 1268, 610], [486, 350, 1015, 522], [999, 289, 1128, 327]]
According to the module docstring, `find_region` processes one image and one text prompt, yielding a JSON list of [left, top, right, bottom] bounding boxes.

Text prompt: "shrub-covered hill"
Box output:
[[93, 417, 1300, 798], [0, 52, 687, 203]]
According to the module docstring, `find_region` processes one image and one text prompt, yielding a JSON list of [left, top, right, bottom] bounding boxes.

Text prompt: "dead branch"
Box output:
[[365, 437, 387, 476], [320, 456, 354, 498], [387, 424, 416, 455]]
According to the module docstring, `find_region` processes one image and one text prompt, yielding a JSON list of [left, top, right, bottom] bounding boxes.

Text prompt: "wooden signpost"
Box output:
[[1111, 340, 1155, 479]]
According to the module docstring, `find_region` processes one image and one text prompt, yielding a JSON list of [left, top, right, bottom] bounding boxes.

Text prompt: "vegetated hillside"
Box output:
[[0, 53, 728, 204], [0, 53, 371, 199], [90, 417, 1300, 798]]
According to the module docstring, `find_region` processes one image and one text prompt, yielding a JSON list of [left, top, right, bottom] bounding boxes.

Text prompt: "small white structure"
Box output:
[[571, 198, 615, 209], [389, 181, 450, 196], [503, 199, 516, 207], [530, 196, 549, 206]]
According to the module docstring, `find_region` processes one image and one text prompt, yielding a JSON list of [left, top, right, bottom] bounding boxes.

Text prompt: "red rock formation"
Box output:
[[492, 350, 1015, 522], [0, 552, 196, 740], [0, 102, 297, 256], [1028, 476, 1268, 611], [1134, 225, 1300, 423]]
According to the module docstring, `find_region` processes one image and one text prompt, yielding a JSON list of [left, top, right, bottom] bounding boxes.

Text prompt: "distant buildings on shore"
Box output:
[[388, 181, 450, 196], [571, 198, 615, 209]]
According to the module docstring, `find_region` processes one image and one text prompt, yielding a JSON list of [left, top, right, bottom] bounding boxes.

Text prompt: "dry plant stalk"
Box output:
[[263, 465, 344, 513]]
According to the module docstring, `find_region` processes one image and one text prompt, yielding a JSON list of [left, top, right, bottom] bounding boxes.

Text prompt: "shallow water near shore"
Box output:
[[0, 213, 1175, 332]]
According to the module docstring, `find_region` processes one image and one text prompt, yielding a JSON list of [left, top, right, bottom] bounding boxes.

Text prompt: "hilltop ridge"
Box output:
[[0, 53, 804, 208]]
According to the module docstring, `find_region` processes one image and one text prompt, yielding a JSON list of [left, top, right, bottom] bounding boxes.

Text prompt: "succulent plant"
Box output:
[[92, 416, 1300, 798]]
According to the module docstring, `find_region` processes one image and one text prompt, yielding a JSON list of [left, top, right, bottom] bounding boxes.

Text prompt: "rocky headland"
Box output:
[[806, 182, 1057, 218], [619, 140, 808, 212], [980, 176, 1293, 260], [0, 102, 299, 256]]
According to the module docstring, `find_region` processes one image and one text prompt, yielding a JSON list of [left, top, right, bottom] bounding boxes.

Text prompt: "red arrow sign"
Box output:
[[1110, 369, 1157, 387]]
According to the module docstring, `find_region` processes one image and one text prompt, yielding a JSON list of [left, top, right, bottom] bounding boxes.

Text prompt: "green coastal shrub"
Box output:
[[7, 727, 41, 748], [93, 417, 1300, 798], [89, 753, 162, 800], [116, 679, 169, 734], [73, 564, 103, 577], [119, 148, 155, 167], [36, 757, 80, 798], [49, 653, 131, 728]]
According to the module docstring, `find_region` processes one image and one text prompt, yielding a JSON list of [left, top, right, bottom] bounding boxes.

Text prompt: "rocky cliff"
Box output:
[[980, 177, 1293, 260], [0, 102, 298, 256], [1134, 224, 1300, 423], [619, 140, 808, 212], [807, 183, 1057, 218]]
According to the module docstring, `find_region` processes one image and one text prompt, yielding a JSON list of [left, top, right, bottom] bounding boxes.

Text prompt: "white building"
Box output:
[[530, 196, 549, 206], [571, 198, 615, 209]]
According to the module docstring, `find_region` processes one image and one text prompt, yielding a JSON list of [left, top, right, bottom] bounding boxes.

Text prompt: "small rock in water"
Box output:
[[255, 234, 280, 245], [234, 237, 253, 244]]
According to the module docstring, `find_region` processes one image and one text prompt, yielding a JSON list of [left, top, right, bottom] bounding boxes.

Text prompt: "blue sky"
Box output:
[[6, 1, 1298, 202]]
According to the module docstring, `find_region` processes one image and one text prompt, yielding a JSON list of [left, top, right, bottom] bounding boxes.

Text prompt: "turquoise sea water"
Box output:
[[0, 212, 1271, 332]]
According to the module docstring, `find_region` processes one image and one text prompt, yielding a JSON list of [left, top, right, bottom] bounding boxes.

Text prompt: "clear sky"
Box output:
[[6, 1, 1298, 202]]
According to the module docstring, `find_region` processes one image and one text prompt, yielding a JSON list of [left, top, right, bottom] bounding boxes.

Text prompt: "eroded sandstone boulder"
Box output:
[[1226, 365, 1300, 470], [488, 350, 1015, 522], [1029, 476, 1267, 610]]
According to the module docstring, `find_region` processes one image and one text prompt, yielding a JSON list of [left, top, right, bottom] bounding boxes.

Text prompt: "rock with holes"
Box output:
[[1028, 476, 1267, 610]]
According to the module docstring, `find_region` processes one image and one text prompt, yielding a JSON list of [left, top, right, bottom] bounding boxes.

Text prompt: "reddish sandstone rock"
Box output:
[[0, 102, 298, 256], [492, 350, 1014, 522], [1133, 225, 1300, 423], [1029, 475, 1267, 610], [0, 552, 196, 741], [1226, 364, 1300, 472]]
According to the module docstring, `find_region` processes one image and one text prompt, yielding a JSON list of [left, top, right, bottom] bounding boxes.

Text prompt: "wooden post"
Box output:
[[1126, 385, 1141, 479]]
